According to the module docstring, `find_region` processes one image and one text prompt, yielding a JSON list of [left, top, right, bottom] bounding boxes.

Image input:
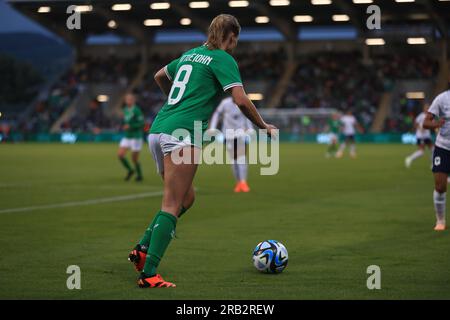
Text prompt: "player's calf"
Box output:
[[433, 171, 448, 231]]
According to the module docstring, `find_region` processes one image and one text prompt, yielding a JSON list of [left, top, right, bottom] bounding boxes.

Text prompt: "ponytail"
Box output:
[[206, 14, 241, 50]]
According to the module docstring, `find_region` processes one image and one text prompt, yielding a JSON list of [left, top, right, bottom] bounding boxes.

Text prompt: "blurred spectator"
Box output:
[[75, 54, 140, 84], [235, 47, 286, 82], [6, 49, 439, 135], [281, 51, 438, 132], [19, 69, 81, 133]]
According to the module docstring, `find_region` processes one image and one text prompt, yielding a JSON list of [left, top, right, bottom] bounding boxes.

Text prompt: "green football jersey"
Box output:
[[123, 105, 144, 139], [328, 118, 340, 134], [150, 45, 243, 144]]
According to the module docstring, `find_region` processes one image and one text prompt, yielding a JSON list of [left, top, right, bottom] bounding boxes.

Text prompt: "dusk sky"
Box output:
[[0, 0, 54, 36]]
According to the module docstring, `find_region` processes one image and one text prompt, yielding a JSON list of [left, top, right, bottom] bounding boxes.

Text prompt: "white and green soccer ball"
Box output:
[[252, 240, 288, 274]]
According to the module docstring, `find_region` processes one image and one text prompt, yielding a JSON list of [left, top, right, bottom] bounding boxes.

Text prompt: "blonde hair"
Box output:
[[206, 14, 241, 50]]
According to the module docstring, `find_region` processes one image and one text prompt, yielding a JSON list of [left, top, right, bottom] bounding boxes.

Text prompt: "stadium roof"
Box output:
[[8, 0, 450, 46]]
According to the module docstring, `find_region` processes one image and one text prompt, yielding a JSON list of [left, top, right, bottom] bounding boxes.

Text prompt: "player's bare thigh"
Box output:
[[161, 147, 199, 216], [159, 165, 195, 211], [118, 146, 128, 157]]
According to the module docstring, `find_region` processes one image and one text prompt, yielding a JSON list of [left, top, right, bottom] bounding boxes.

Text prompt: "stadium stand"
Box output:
[[20, 69, 80, 134], [280, 51, 383, 131], [60, 54, 141, 133], [2, 48, 442, 136], [381, 54, 440, 133], [133, 53, 179, 127], [45, 48, 288, 133], [2, 0, 449, 140]]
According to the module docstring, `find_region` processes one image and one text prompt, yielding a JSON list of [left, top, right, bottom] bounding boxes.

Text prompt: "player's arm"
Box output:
[[230, 86, 276, 136], [245, 117, 254, 132], [154, 68, 172, 96], [423, 112, 444, 130], [211, 54, 276, 136], [154, 57, 180, 96]]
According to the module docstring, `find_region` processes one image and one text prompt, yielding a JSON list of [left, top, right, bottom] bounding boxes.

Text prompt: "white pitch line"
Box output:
[[0, 191, 164, 214]]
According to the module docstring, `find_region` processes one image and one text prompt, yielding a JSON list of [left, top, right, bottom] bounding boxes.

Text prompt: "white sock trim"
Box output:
[[433, 190, 446, 224], [409, 150, 424, 161]]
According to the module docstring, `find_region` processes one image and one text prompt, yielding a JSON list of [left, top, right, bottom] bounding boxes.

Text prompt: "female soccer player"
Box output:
[[423, 90, 450, 231], [405, 103, 434, 168], [117, 93, 144, 181], [336, 109, 363, 159], [325, 112, 341, 158], [128, 14, 277, 288], [209, 96, 254, 192]]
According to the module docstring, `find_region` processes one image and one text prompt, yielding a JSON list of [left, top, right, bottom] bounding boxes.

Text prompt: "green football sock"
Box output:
[[138, 211, 163, 248], [119, 157, 132, 172], [135, 162, 142, 178], [143, 211, 177, 276]]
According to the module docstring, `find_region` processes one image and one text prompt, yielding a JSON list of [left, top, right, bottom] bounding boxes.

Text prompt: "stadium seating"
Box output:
[[2, 48, 441, 136], [280, 52, 439, 132], [19, 69, 80, 134], [379, 55, 440, 133], [13, 54, 141, 134]]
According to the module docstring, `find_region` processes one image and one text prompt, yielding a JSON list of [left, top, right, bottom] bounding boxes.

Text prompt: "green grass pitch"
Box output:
[[0, 143, 449, 299]]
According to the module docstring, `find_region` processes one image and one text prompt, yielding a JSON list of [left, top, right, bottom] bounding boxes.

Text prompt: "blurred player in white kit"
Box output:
[[209, 97, 254, 192], [423, 89, 450, 231], [336, 110, 363, 159], [405, 104, 434, 168]]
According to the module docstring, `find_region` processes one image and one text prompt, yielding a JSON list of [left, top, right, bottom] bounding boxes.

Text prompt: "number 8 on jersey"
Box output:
[[168, 65, 193, 105]]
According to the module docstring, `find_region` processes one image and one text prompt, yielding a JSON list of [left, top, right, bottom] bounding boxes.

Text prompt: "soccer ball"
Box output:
[[252, 240, 288, 274]]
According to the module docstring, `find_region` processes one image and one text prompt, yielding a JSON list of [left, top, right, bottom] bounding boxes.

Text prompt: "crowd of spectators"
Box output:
[[133, 53, 178, 126], [13, 54, 141, 134], [380, 54, 439, 133], [61, 98, 118, 133], [73, 54, 140, 85], [280, 51, 383, 131], [374, 54, 439, 81], [280, 52, 439, 131], [235, 47, 286, 82], [17, 70, 81, 134], [384, 97, 426, 133], [2, 49, 440, 137]]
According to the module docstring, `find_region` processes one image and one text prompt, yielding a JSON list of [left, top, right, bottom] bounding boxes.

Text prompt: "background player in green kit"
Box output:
[[117, 93, 144, 182], [326, 112, 341, 158], [127, 14, 277, 288]]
